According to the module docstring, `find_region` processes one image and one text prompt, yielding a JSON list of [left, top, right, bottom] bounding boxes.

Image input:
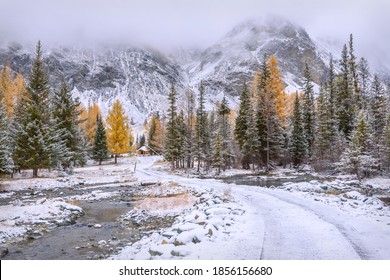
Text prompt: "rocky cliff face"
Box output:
[[0, 17, 346, 124], [0, 43, 186, 123], [182, 17, 331, 98]]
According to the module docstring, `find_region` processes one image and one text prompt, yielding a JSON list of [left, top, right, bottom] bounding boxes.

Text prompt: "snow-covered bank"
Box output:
[[0, 198, 83, 243], [120, 156, 390, 260], [112, 183, 262, 259], [1, 155, 389, 260], [1, 158, 136, 192], [276, 179, 390, 225], [0, 158, 137, 245]]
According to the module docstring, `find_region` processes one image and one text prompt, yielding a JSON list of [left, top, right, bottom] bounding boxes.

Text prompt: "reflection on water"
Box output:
[[4, 201, 134, 260]]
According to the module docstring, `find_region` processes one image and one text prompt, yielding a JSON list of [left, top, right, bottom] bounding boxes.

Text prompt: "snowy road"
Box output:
[[134, 156, 390, 260]]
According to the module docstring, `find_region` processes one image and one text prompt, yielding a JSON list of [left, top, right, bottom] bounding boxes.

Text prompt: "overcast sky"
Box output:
[[0, 0, 389, 64]]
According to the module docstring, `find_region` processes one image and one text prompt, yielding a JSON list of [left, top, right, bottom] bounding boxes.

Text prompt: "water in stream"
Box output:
[[220, 172, 334, 188], [2, 179, 180, 260], [3, 201, 135, 260]]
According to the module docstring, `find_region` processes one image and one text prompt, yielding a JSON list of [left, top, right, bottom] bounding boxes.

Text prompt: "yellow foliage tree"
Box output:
[[106, 100, 132, 163], [129, 130, 135, 154], [0, 67, 26, 117], [78, 103, 88, 125], [79, 103, 102, 143], [147, 114, 164, 153], [284, 91, 297, 118], [12, 72, 26, 110], [267, 55, 288, 125]]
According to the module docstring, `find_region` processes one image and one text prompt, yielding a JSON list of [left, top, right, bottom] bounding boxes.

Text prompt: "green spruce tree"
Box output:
[[349, 34, 362, 110], [218, 96, 234, 170], [369, 75, 387, 165], [357, 57, 371, 108], [52, 83, 87, 170], [195, 82, 208, 172], [336, 44, 355, 138], [234, 82, 251, 149], [290, 92, 307, 167], [338, 111, 378, 180], [241, 104, 258, 169], [184, 90, 196, 168], [92, 115, 109, 165], [301, 62, 315, 159], [0, 97, 13, 175], [254, 54, 284, 171], [176, 110, 188, 168], [382, 114, 390, 171], [313, 85, 342, 170], [12, 41, 62, 177], [164, 84, 179, 168], [212, 133, 223, 174]]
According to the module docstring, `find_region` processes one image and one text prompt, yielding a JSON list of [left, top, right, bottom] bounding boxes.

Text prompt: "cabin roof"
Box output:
[[137, 146, 151, 152]]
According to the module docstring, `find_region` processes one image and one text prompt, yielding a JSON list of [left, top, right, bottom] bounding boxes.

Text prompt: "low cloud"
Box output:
[[0, 0, 389, 65]]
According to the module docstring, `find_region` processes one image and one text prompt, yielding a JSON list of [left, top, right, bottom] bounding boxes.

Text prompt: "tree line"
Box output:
[[0, 42, 134, 177], [161, 35, 390, 180], [2, 36, 389, 181]]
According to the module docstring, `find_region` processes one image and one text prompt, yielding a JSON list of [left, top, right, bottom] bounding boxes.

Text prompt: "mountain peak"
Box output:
[[224, 15, 305, 40], [186, 15, 329, 99], [0, 16, 340, 125]]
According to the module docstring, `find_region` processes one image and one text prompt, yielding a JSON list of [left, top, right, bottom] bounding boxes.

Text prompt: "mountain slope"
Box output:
[[0, 43, 186, 123], [0, 17, 354, 124], [183, 17, 331, 99]]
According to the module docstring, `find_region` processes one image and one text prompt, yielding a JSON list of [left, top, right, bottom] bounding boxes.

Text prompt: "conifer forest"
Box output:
[[1, 6, 390, 262]]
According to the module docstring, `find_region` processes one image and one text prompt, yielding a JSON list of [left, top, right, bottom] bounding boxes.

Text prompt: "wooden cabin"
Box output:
[[136, 145, 152, 155]]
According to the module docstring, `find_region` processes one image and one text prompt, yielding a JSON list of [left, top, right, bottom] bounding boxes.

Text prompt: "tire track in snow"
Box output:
[[235, 188, 361, 260], [255, 190, 370, 259], [134, 157, 387, 259]]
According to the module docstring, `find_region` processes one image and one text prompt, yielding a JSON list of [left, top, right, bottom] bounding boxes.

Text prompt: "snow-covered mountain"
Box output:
[[0, 43, 187, 124], [1, 16, 382, 124], [181, 17, 331, 97]]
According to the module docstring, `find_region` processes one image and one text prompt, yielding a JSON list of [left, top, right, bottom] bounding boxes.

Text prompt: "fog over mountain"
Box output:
[[0, 1, 389, 124], [0, 0, 389, 57]]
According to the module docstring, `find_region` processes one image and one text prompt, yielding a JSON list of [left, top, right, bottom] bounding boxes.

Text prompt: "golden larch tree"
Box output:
[[11, 72, 27, 113], [78, 103, 88, 126], [147, 114, 164, 153], [106, 100, 132, 163], [267, 55, 288, 125], [0, 67, 26, 117], [80, 103, 102, 143]]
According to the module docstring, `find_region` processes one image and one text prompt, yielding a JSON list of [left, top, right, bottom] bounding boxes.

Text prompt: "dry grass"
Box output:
[[135, 181, 197, 212], [323, 189, 346, 195], [136, 192, 197, 212], [167, 181, 179, 187], [68, 199, 81, 206], [154, 159, 168, 166]]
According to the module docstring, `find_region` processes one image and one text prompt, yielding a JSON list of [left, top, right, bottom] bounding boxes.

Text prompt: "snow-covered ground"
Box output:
[[111, 156, 390, 260], [3, 159, 136, 192], [111, 182, 257, 259], [1, 156, 389, 259], [0, 198, 83, 243], [0, 158, 137, 244]]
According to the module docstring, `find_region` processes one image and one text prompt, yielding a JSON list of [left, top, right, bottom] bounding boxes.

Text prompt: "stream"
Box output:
[[220, 172, 335, 188], [1, 183, 175, 260], [4, 201, 134, 260]]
